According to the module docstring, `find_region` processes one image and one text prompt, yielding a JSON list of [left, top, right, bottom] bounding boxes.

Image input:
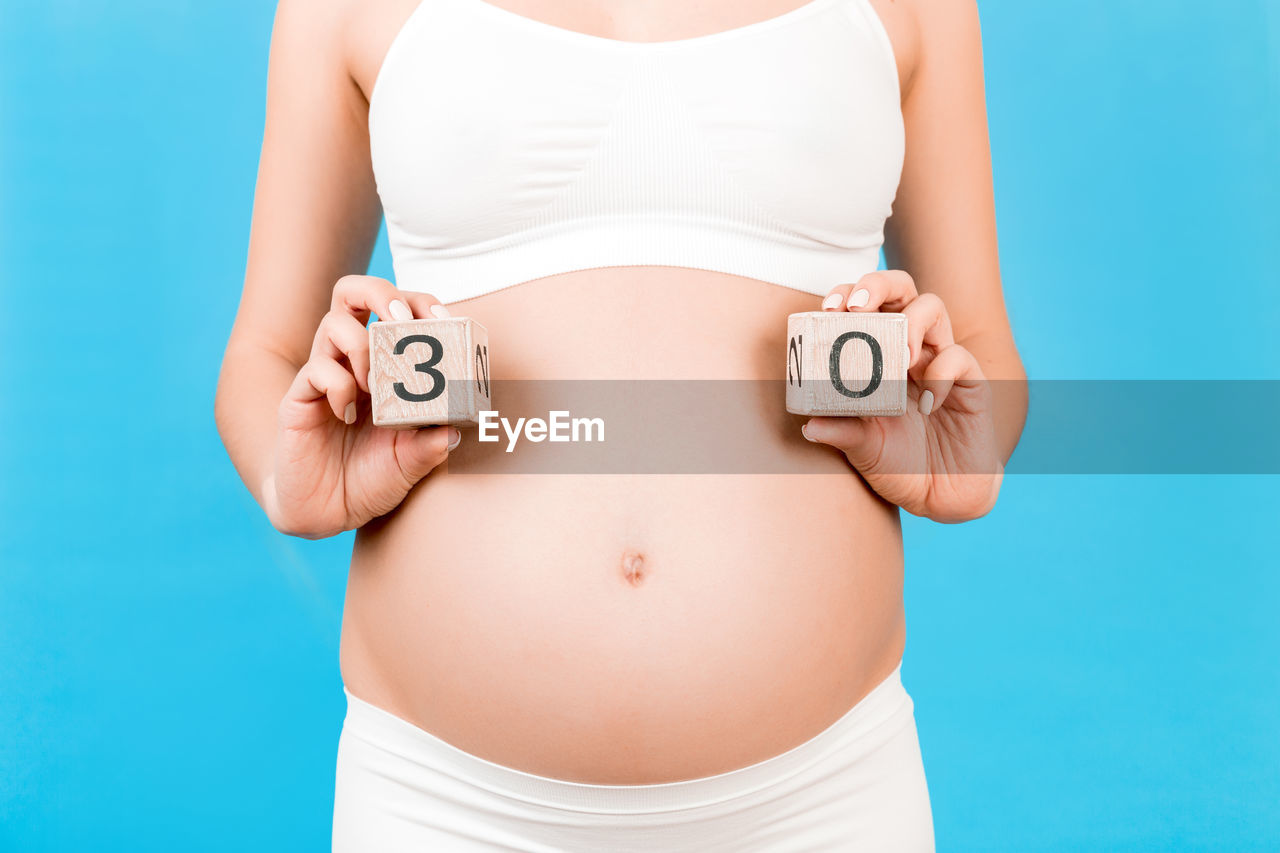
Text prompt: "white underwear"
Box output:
[[332, 663, 934, 851]]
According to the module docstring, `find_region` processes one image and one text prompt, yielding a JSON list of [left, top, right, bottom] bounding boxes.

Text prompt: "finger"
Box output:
[[821, 282, 857, 312], [285, 357, 360, 424], [394, 425, 462, 485], [918, 344, 986, 416], [313, 311, 373, 394], [846, 270, 918, 313], [908, 345, 938, 384], [331, 274, 414, 325], [900, 293, 955, 368], [800, 416, 884, 473], [400, 290, 453, 320]]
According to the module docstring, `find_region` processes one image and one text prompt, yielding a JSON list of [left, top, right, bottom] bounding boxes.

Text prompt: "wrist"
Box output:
[[924, 459, 1004, 524]]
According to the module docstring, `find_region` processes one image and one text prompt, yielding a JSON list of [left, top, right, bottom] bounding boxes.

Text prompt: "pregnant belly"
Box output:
[[339, 267, 908, 784]]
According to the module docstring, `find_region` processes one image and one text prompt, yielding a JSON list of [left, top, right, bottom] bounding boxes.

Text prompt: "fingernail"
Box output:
[[801, 422, 817, 442], [919, 390, 934, 416], [821, 292, 844, 311], [430, 303, 451, 318], [446, 427, 462, 451], [343, 401, 357, 424], [388, 299, 413, 321], [847, 288, 870, 309]]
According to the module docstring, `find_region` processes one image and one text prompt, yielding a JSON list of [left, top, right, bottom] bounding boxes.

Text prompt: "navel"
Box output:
[[620, 550, 647, 587]]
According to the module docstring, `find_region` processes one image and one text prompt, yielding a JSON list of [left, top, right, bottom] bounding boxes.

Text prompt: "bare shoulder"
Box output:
[[864, 0, 920, 99], [271, 0, 353, 52], [903, 0, 982, 47], [871, 0, 982, 100], [269, 0, 424, 106], [337, 0, 427, 105]]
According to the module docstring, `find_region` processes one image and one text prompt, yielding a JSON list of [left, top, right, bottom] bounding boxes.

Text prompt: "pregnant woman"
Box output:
[[215, 0, 1026, 848]]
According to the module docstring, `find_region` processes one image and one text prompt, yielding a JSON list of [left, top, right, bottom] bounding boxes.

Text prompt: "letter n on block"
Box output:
[[785, 311, 908, 417], [368, 318, 492, 427]]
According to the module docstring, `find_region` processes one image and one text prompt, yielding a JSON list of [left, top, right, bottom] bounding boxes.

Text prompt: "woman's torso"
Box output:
[[338, 0, 920, 785]]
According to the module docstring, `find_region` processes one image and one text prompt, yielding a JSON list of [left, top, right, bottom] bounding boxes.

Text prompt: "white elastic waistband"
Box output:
[[340, 662, 913, 815]]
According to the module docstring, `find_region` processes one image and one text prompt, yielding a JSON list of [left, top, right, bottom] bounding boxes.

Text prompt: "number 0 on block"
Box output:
[[369, 317, 492, 428], [786, 311, 909, 417]]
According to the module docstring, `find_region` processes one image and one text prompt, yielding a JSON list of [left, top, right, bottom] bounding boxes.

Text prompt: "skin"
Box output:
[[215, 0, 1026, 784]]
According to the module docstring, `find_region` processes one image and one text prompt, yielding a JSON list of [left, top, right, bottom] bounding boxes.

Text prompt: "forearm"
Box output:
[[957, 329, 1027, 465], [214, 342, 302, 516]]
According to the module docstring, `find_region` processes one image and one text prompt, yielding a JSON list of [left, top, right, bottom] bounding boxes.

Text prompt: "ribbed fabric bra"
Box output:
[[368, 0, 904, 303]]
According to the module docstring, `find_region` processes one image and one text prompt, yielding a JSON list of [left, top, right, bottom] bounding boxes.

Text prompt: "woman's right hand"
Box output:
[[263, 275, 459, 539]]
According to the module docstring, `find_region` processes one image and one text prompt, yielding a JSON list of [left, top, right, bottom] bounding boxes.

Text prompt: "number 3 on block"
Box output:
[[785, 311, 908, 417], [369, 318, 492, 428]]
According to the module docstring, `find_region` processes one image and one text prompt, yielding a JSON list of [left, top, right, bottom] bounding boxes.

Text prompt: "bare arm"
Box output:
[[804, 0, 1025, 521], [884, 0, 1027, 461], [214, 0, 382, 513]]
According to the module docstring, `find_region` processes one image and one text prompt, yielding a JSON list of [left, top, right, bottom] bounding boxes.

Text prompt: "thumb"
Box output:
[[393, 425, 460, 485], [802, 417, 884, 473]]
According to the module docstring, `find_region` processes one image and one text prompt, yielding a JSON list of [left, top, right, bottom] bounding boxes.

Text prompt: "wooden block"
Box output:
[[786, 311, 908, 417], [369, 318, 491, 428]]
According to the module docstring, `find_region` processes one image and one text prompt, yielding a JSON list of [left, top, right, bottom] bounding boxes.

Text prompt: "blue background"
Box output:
[[2, 0, 1277, 849]]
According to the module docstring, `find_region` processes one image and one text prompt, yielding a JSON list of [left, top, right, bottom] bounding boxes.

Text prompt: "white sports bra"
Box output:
[[368, 0, 904, 302]]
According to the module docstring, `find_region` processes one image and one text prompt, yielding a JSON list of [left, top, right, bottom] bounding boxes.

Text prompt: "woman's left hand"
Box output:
[[799, 270, 1004, 523]]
